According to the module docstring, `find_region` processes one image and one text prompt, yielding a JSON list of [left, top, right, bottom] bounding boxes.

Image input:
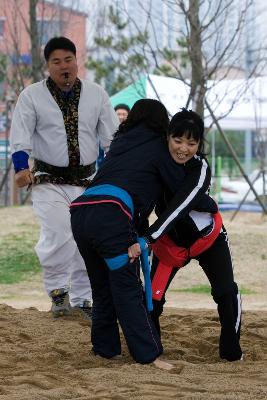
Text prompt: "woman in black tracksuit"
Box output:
[[70, 99, 214, 365], [150, 109, 242, 362]]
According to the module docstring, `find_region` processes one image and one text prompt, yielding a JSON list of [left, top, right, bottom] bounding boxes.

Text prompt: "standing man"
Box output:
[[97, 103, 130, 168], [10, 37, 118, 319]]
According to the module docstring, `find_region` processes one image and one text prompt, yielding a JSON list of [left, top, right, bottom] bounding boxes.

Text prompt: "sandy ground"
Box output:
[[0, 206, 267, 399], [0, 305, 266, 400]]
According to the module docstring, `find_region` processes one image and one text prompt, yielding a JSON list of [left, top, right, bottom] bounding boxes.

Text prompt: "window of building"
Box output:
[[0, 81, 4, 99], [0, 19, 5, 38]]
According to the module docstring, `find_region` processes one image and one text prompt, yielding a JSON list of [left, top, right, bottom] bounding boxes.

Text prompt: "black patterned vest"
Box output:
[[33, 77, 95, 186]]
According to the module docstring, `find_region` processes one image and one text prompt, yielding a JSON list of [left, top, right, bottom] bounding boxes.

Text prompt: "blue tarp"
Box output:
[[110, 76, 146, 109], [218, 203, 262, 212]]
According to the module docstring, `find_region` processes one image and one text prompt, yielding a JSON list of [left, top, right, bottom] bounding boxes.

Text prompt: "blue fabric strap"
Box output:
[[138, 237, 153, 312], [12, 151, 29, 173], [83, 184, 134, 217], [104, 237, 153, 312], [104, 254, 128, 271]]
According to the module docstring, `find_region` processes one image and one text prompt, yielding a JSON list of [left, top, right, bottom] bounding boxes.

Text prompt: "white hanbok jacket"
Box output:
[[10, 78, 119, 167]]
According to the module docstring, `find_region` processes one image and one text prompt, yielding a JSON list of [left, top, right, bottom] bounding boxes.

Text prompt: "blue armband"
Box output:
[[97, 146, 105, 169], [12, 151, 29, 173]]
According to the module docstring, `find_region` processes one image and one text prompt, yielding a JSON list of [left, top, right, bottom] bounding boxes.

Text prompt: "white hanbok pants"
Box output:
[[32, 183, 92, 306]]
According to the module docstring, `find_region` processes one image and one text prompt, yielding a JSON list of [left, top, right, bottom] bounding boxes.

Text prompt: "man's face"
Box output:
[[116, 108, 129, 123], [47, 49, 78, 90]]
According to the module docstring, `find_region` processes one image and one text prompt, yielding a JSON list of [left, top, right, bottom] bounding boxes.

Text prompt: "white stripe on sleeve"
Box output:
[[151, 159, 208, 240]]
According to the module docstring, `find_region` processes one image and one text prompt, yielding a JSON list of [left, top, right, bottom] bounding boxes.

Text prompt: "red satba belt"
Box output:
[[151, 211, 223, 301]]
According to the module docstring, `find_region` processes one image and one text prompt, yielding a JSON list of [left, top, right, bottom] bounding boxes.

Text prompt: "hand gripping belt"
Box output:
[[151, 211, 223, 301]]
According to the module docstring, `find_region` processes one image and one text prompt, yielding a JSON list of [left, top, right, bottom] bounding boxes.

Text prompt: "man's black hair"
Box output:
[[44, 36, 76, 61], [114, 103, 130, 113]]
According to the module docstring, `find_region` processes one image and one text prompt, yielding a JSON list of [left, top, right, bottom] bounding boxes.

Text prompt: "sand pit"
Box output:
[[0, 207, 267, 399], [0, 305, 266, 399]]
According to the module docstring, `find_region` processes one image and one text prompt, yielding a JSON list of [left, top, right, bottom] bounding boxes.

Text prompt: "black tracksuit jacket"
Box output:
[[88, 123, 214, 243]]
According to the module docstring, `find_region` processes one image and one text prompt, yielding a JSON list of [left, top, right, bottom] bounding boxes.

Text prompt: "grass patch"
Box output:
[[0, 225, 40, 284], [239, 287, 256, 295], [170, 285, 256, 295], [171, 285, 211, 294]]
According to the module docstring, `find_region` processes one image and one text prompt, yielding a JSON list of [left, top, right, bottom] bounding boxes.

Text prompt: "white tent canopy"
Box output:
[[145, 74, 267, 131]]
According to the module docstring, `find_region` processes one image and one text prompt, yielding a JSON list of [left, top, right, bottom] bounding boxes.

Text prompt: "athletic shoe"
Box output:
[[50, 288, 71, 317], [72, 300, 92, 321]]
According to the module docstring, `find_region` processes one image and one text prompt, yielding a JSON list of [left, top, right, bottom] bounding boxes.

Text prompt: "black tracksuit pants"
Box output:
[[150, 227, 242, 361], [70, 203, 162, 364]]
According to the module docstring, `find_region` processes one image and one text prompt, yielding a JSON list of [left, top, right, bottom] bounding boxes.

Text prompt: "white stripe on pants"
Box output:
[[32, 183, 92, 306]]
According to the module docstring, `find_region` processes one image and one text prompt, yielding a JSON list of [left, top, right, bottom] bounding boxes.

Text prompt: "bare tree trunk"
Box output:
[[29, 0, 43, 82], [188, 0, 205, 117]]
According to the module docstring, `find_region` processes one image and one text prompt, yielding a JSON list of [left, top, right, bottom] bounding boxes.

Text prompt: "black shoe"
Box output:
[[72, 300, 92, 321]]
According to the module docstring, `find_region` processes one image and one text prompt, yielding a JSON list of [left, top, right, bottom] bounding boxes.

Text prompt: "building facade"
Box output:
[[0, 0, 87, 204], [89, 0, 267, 80]]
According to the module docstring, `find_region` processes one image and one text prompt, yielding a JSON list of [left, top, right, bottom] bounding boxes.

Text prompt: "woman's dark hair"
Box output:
[[168, 108, 205, 154], [114, 99, 169, 137], [44, 37, 76, 61]]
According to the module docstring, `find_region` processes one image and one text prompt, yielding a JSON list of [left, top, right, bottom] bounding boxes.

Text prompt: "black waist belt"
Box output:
[[34, 159, 96, 180]]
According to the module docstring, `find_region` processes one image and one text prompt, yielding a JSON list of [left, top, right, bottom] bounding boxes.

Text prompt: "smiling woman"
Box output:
[[168, 135, 200, 164], [150, 108, 243, 362], [167, 108, 205, 164]]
